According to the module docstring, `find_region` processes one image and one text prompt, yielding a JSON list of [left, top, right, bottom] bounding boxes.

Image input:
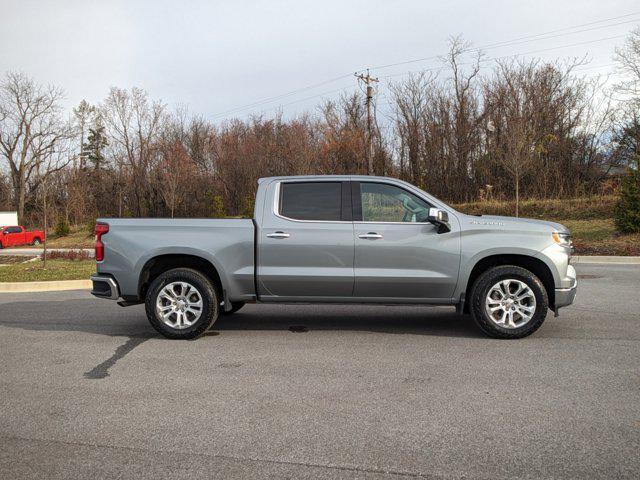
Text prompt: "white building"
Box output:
[[0, 211, 18, 227]]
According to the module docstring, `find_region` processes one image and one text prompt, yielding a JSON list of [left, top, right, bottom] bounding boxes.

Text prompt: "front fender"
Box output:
[[456, 247, 549, 297]]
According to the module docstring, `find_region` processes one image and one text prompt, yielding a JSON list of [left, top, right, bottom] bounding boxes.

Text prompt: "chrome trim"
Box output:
[[90, 275, 120, 300], [354, 221, 434, 225], [266, 232, 290, 239], [358, 233, 383, 239]]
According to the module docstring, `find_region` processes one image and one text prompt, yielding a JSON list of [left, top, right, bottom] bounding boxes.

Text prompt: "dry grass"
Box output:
[[453, 195, 617, 220], [0, 259, 95, 282], [0, 255, 36, 265], [21, 227, 94, 249]]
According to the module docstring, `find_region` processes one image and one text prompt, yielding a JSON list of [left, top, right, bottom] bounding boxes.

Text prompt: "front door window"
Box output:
[[360, 182, 429, 223]]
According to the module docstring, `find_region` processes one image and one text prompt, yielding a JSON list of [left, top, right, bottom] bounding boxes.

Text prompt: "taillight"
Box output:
[[95, 222, 109, 261]]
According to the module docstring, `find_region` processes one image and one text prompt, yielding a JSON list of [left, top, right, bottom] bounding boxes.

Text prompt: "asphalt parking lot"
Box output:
[[1, 263, 639, 479]]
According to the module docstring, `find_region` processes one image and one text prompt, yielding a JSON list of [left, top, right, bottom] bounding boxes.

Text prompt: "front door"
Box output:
[[258, 180, 355, 299], [4, 226, 24, 247], [352, 181, 460, 301]]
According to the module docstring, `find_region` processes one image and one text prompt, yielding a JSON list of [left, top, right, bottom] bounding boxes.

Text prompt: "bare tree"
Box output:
[[156, 139, 194, 217], [614, 27, 640, 108], [0, 72, 69, 223], [484, 62, 541, 216], [391, 73, 434, 187], [101, 87, 165, 216]]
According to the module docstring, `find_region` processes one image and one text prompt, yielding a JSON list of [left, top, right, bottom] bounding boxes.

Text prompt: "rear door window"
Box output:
[[280, 182, 342, 221]]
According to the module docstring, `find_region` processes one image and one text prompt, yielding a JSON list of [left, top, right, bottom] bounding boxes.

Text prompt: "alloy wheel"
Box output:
[[155, 281, 203, 329], [484, 279, 536, 329]]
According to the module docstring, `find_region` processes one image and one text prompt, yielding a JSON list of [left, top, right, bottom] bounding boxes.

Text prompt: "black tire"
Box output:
[[221, 301, 245, 315], [145, 268, 219, 339], [469, 265, 549, 339], [0, 241, 3, 249], [32, 238, 41, 246]]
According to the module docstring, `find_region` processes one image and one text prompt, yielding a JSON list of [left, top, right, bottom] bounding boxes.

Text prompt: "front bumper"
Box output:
[[90, 275, 120, 300], [555, 265, 577, 309]]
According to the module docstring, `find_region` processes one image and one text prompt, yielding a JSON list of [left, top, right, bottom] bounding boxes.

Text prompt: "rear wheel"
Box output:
[[32, 238, 41, 246], [221, 301, 245, 315], [145, 268, 219, 339], [469, 265, 548, 339]]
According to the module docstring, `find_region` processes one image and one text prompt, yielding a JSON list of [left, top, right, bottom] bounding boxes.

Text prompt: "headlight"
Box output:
[[552, 231, 572, 248]]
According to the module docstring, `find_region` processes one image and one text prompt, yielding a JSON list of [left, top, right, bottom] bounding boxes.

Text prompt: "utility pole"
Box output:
[[355, 69, 378, 175]]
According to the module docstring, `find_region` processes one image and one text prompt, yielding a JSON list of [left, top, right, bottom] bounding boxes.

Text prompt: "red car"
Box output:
[[0, 226, 46, 248]]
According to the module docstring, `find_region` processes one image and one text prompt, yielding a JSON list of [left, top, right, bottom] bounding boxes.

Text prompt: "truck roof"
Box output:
[[257, 175, 399, 184]]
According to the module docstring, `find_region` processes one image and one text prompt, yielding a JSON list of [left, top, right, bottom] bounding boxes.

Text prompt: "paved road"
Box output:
[[1, 264, 639, 479]]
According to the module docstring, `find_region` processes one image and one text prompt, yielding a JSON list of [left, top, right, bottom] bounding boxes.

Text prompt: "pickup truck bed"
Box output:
[[96, 218, 256, 303]]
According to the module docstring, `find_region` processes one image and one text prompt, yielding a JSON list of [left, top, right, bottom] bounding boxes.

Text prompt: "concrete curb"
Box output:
[[0, 279, 92, 293], [572, 256, 640, 264]]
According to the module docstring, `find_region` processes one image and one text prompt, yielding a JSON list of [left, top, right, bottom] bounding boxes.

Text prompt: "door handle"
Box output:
[[358, 232, 383, 239], [267, 231, 290, 239]]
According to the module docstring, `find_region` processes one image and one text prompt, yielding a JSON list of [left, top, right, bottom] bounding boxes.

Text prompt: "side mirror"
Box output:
[[427, 208, 451, 233], [428, 208, 448, 224]]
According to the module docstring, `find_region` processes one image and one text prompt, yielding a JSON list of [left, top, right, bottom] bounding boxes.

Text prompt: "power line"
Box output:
[[210, 73, 353, 119], [227, 84, 358, 121], [359, 12, 639, 72], [210, 12, 637, 121], [379, 34, 626, 80]]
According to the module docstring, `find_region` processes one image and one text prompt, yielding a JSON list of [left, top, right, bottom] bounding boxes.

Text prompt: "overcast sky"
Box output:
[[1, 0, 638, 122]]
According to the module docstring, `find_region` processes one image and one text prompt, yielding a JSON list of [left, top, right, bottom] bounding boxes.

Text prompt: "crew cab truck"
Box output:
[[0, 225, 45, 248], [91, 175, 577, 340]]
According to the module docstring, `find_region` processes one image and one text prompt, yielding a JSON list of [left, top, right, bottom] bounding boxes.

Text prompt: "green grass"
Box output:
[[0, 259, 95, 282], [560, 219, 615, 242]]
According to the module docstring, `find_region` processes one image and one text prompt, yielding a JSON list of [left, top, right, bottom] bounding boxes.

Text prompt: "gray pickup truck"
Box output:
[[91, 175, 577, 339]]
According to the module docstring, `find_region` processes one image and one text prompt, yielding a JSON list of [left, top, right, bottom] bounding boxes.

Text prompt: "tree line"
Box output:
[[1, 33, 639, 228]]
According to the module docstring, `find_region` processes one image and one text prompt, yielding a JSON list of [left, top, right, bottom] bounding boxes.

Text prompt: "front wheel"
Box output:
[[145, 268, 219, 339], [469, 265, 549, 339]]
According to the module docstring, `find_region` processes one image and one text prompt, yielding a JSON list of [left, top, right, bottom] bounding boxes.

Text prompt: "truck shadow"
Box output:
[[0, 297, 481, 339], [212, 304, 481, 338]]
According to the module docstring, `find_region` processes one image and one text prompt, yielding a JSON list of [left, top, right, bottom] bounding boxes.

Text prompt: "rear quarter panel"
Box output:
[[96, 218, 255, 301]]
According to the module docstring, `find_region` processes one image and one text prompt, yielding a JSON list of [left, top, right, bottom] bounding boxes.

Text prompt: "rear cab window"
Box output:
[[279, 182, 346, 221]]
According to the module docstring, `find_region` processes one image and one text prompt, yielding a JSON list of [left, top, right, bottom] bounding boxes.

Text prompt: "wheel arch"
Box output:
[[463, 254, 556, 312], [138, 253, 224, 300]]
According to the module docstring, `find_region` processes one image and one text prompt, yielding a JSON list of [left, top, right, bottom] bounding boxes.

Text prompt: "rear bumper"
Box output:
[[90, 275, 120, 300]]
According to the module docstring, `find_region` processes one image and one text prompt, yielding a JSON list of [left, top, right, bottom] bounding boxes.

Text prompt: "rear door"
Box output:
[[257, 180, 355, 299], [352, 181, 460, 301]]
